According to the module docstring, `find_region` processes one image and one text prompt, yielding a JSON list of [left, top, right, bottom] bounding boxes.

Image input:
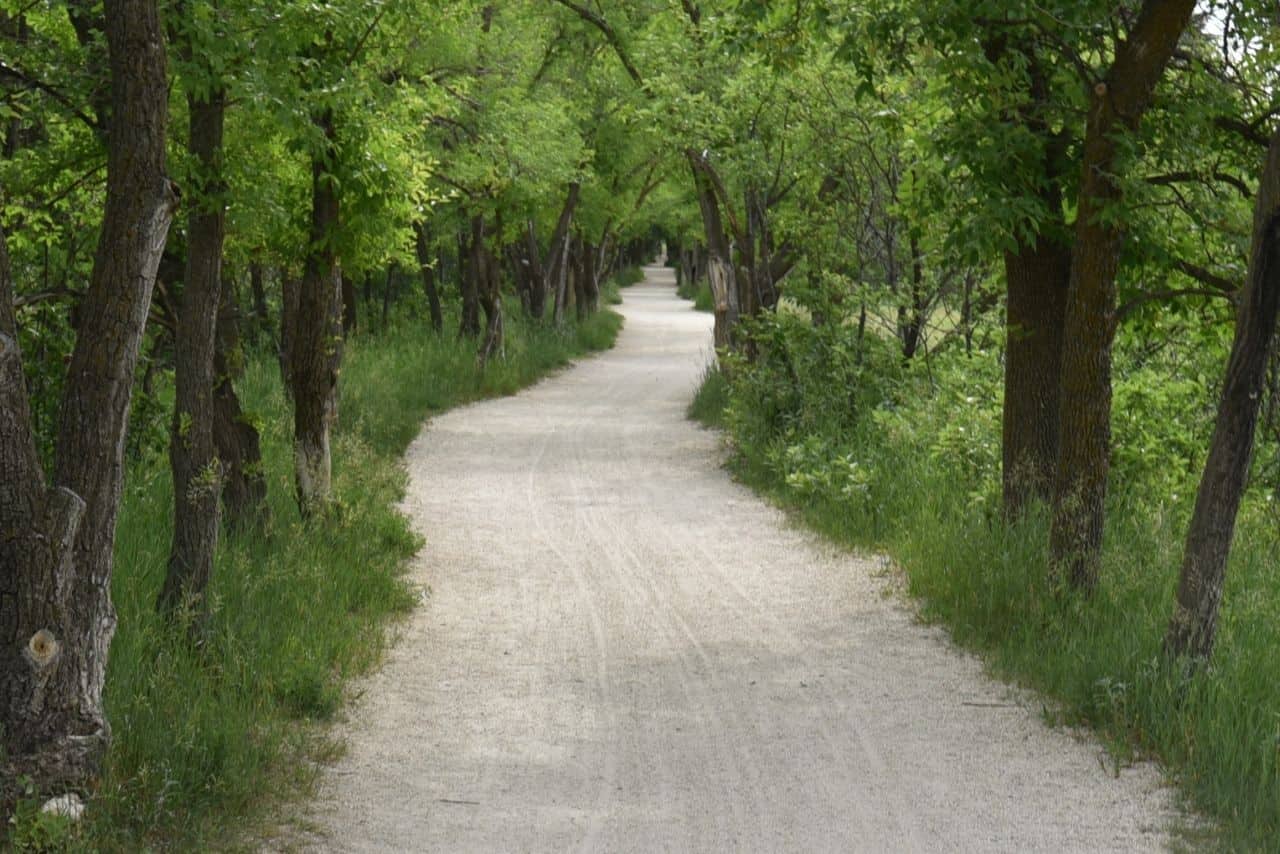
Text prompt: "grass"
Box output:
[[8, 296, 622, 852], [692, 355, 1280, 852], [687, 361, 729, 427], [615, 266, 645, 288], [677, 277, 714, 312]]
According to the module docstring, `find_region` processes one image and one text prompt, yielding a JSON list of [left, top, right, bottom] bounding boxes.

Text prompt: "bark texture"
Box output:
[[160, 85, 227, 619], [990, 45, 1072, 520], [289, 110, 344, 515], [1002, 238, 1070, 517], [213, 286, 269, 531], [2, 0, 177, 794], [459, 221, 482, 337], [544, 183, 580, 322], [688, 151, 737, 351], [1165, 129, 1280, 661], [581, 238, 599, 315], [415, 221, 444, 333], [1049, 0, 1195, 590], [473, 216, 504, 365]]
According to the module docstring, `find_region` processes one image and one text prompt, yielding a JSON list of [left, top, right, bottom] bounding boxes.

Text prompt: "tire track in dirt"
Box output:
[[294, 267, 1178, 853]]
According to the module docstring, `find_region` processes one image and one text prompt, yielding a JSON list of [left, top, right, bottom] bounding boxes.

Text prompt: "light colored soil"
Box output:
[[296, 267, 1176, 852]]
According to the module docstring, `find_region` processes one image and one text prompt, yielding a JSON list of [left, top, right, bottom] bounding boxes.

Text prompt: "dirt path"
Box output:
[[299, 266, 1175, 852]]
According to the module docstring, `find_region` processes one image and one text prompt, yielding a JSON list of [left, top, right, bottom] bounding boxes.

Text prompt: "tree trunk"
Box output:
[[340, 274, 357, 335], [522, 220, 546, 318], [573, 236, 590, 321], [0, 225, 89, 803], [249, 260, 269, 342], [1002, 238, 1070, 518], [289, 109, 343, 516], [552, 229, 572, 325], [1165, 129, 1280, 662], [278, 272, 299, 396], [898, 235, 927, 359], [415, 221, 443, 333], [1049, 0, 1195, 591], [2, 0, 176, 796], [583, 239, 600, 313], [160, 84, 227, 620], [475, 218, 504, 366], [459, 216, 482, 337], [381, 262, 395, 327], [543, 182, 581, 321], [212, 283, 268, 532], [688, 150, 738, 352]]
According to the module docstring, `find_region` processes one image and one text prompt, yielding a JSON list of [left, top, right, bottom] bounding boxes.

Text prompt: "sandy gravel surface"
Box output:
[[297, 266, 1176, 852]]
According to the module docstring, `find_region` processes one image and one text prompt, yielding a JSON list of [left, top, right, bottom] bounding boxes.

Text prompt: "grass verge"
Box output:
[[691, 358, 1280, 852], [677, 278, 714, 312], [7, 299, 621, 852]]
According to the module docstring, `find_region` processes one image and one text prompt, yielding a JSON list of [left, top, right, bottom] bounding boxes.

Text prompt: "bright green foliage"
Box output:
[[7, 0, 1280, 845]]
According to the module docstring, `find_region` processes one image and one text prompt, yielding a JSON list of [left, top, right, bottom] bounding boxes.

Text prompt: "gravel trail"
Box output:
[[300, 266, 1175, 852]]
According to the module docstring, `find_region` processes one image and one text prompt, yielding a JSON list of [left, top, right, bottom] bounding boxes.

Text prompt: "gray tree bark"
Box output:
[[288, 109, 344, 515], [2, 0, 177, 796], [1049, 0, 1196, 590], [1165, 128, 1280, 662], [160, 78, 228, 620]]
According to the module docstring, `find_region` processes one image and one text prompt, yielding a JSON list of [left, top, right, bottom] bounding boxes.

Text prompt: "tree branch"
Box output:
[[1172, 258, 1238, 294], [0, 60, 99, 132], [546, 0, 645, 89], [1117, 286, 1236, 322], [1146, 170, 1252, 199], [1215, 115, 1271, 148]]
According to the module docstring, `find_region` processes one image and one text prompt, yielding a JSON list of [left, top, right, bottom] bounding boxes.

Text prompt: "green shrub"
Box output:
[[677, 279, 714, 312]]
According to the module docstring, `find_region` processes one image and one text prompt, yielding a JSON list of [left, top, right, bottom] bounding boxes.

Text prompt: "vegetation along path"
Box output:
[[300, 267, 1176, 852]]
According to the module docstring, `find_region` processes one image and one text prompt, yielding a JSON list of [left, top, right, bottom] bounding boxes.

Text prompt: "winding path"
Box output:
[[299, 266, 1174, 852]]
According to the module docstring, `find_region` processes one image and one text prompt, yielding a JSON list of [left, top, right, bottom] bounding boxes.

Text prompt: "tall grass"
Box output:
[[6, 298, 621, 851], [693, 321, 1280, 851], [677, 278, 714, 312]]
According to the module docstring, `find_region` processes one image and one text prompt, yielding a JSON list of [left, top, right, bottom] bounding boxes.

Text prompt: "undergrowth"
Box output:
[[8, 293, 622, 852], [692, 308, 1280, 852], [677, 277, 714, 312]]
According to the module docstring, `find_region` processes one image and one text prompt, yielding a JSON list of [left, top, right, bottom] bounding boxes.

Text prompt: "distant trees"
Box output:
[[4, 0, 1273, 809], [555, 0, 1280, 667]]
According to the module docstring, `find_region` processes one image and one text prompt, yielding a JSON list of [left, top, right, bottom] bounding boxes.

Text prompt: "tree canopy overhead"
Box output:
[[4, 1, 1280, 841]]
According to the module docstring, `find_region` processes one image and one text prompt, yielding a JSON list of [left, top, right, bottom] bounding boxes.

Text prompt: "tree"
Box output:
[[288, 105, 343, 514], [160, 0, 232, 620], [1049, 0, 1197, 590], [1, 0, 176, 795], [1166, 123, 1280, 661]]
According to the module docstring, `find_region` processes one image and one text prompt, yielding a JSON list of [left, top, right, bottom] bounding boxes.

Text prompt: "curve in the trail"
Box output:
[[298, 267, 1174, 853]]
